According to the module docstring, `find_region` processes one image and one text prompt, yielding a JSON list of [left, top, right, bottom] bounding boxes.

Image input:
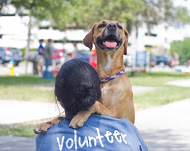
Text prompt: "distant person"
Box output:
[[36, 59, 148, 151], [187, 59, 190, 67], [65, 49, 75, 61], [171, 52, 179, 67], [44, 39, 53, 71], [72, 42, 78, 58], [37, 39, 44, 77]]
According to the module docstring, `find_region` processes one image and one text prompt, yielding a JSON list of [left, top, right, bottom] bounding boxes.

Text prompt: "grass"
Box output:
[[0, 72, 190, 137], [0, 124, 36, 137], [0, 75, 55, 102], [129, 72, 190, 110], [0, 75, 54, 85]]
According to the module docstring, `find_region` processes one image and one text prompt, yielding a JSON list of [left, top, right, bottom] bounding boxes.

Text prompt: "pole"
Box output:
[[25, 14, 32, 74]]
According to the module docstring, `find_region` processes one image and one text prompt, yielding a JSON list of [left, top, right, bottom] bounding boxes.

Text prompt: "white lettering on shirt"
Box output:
[[113, 130, 122, 143], [55, 128, 129, 150], [78, 136, 89, 148], [65, 138, 74, 149], [74, 130, 78, 150], [121, 133, 128, 144], [56, 136, 65, 151], [88, 136, 97, 147], [105, 131, 114, 143], [96, 128, 104, 148]]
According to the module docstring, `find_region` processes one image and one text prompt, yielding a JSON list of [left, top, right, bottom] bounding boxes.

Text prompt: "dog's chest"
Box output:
[[103, 55, 112, 71]]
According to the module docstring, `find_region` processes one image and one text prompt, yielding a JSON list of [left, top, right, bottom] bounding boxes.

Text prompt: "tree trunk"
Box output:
[[25, 14, 32, 74]]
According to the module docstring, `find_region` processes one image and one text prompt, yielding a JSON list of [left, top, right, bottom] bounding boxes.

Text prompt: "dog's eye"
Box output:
[[117, 25, 123, 29], [98, 24, 106, 28]]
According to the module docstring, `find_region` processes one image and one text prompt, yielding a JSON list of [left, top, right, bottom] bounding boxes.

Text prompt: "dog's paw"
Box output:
[[69, 111, 92, 129], [33, 121, 53, 134]]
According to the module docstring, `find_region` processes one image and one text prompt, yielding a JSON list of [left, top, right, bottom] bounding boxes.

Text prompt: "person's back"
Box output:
[[44, 41, 51, 59], [36, 114, 147, 151], [35, 59, 148, 151]]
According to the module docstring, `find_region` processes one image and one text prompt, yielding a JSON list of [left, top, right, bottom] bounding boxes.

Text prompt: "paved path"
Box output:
[[166, 79, 190, 88], [0, 136, 35, 151], [0, 100, 64, 125], [1, 98, 190, 151], [135, 98, 190, 151]]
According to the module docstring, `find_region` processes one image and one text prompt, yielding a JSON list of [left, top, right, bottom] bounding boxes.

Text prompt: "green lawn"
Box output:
[[0, 72, 190, 137], [0, 75, 54, 85], [129, 72, 190, 110], [0, 75, 55, 102], [0, 124, 36, 137]]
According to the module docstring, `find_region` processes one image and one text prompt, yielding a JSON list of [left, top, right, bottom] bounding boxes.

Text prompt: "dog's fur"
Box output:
[[34, 20, 135, 133]]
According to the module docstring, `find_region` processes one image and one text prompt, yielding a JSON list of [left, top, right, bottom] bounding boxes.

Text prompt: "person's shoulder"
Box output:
[[88, 114, 133, 127], [90, 114, 130, 122]]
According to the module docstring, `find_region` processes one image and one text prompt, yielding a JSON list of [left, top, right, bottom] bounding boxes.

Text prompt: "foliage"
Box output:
[[9, 0, 190, 32], [170, 38, 190, 63]]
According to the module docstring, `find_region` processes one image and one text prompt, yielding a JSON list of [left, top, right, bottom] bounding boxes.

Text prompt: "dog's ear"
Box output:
[[83, 24, 96, 50], [124, 29, 129, 55]]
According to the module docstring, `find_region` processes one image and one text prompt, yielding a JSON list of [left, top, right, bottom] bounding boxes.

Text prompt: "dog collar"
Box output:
[[101, 70, 125, 83]]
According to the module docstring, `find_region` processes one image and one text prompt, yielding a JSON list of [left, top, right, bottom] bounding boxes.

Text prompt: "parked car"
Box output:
[[51, 49, 64, 60], [51, 49, 64, 66], [156, 55, 172, 67], [0, 47, 23, 66]]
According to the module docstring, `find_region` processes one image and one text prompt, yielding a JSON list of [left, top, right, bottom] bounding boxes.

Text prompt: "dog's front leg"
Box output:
[[34, 117, 64, 134], [69, 101, 116, 128]]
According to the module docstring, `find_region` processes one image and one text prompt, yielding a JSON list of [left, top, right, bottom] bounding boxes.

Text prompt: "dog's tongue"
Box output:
[[104, 41, 117, 48]]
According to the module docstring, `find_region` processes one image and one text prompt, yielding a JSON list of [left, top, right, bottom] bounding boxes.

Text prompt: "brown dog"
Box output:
[[34, 20, 135, 133]]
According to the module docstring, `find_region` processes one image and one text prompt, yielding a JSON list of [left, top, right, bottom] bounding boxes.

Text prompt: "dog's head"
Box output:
[[83, 20, 129, 55]]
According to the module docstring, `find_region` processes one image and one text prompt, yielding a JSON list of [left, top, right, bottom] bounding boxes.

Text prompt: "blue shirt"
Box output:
[[38, 44, 44, 56], [36, 114, 148, 151]]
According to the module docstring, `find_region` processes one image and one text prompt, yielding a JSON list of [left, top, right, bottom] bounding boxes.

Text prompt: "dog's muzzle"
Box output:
[[96, 23, 123, 52]]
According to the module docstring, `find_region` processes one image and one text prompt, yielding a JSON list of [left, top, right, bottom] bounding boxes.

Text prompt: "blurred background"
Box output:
[[0, 0, 190, 151]]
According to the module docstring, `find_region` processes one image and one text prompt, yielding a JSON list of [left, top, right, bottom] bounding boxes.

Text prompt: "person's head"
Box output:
[[48, 39, 53, 44], [72, 42, 77, 47], [55, 59, 101, 115], [39, 39, 43, 43]]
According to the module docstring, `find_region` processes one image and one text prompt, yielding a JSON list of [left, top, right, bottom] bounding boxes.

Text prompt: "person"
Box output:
[[36, 59, 148, 151], [43, 39, 53, 71], [72, 41, 78, 58], [37, 39, 44, 77]]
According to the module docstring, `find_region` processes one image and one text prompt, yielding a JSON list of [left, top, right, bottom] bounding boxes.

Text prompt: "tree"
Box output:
[[11, 0, 54, 73], [0, 0, 9, 15], [9, 0, 190, 33], [41, 0, 190, 33], [170, 38, 190, 63]]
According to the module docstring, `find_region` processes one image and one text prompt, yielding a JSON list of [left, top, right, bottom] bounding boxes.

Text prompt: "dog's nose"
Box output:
[[107, 23, 117, 31]]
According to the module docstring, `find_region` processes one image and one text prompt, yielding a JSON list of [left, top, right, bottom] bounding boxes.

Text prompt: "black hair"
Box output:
[[39, 39, 43, 43], [48, 39, 52, 43], [55, 59, 101, 115]]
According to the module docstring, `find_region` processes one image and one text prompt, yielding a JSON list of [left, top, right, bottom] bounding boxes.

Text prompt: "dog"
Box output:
[[34, 20, 135, 133]]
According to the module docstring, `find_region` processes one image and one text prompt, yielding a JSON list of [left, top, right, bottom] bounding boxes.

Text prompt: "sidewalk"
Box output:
[[135, 98, 190, 151], [0, 98, 190, 151], [0, 100, 64, 125]]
